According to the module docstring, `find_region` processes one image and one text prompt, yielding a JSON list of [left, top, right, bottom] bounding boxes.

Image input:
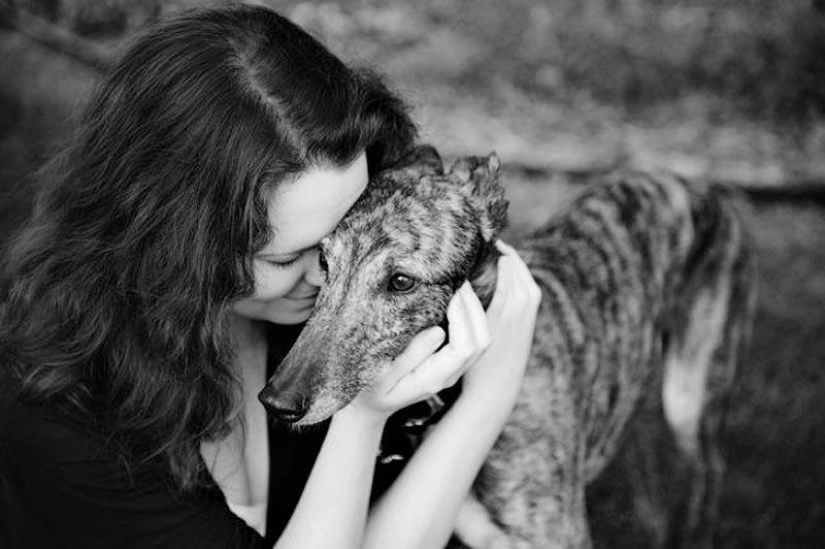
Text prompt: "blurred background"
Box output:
[[1, 0, 824, 546]]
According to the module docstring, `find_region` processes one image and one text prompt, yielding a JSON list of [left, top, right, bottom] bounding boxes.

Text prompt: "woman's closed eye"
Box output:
[[258, 243, 324, 270], [260, 254, 301, 268]]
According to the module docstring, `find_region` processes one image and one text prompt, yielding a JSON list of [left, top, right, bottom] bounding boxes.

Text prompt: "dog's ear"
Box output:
[[391, 144, 444, 174], [449, 153, 509, 241]]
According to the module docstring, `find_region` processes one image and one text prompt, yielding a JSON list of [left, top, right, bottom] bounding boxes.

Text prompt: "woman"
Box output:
[[0, 4, 540, 548]]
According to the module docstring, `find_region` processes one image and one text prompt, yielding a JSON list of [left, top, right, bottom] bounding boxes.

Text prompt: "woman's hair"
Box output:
[[0, 4, 416, 489]]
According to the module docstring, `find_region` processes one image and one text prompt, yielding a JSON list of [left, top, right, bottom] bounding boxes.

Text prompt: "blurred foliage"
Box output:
[[417, 0, 825, 123], [7, 0, 825, 122], [9, 0, 168, 36]]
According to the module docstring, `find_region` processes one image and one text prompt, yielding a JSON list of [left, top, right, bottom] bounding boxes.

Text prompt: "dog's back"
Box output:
[[519, 171, 751, 471], [467, 170, 755, 548]]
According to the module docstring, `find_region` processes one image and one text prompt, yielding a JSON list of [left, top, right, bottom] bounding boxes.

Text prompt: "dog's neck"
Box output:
[[467, 238, 502, 309]]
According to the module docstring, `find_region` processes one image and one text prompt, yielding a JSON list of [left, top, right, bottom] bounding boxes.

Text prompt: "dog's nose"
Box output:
[[259, 388, 307, 423]]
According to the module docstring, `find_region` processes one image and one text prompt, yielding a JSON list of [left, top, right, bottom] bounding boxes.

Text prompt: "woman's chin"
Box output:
[[266, 301, 316, 325], [271, 310, 313, 325], [232, 297, 316, 325]]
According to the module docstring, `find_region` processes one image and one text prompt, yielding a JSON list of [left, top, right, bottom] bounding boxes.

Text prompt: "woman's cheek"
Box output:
[[251, 262, 303, 300]]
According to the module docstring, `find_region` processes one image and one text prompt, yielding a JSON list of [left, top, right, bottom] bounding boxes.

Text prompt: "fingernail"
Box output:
[[455, 284, 470, 306], [427, 326, 445, 345], [496, 240, 513, 253]]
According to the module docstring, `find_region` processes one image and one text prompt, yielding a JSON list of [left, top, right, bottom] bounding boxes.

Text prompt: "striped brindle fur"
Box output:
[[260, 146, 757, 548]]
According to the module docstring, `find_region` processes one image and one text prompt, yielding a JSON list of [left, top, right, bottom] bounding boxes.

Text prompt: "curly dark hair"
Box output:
[[0, 4, 416, 490]]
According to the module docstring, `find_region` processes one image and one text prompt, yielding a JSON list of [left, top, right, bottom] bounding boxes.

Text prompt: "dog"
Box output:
[[259, 145, 757, 548]]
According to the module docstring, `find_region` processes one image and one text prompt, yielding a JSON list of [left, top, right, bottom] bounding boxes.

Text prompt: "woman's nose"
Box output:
[[304, 248, 325, 287]]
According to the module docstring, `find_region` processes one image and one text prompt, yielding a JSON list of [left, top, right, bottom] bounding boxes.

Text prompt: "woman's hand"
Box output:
[[459, 240, 541, 415], [346, 281, 492, 422]]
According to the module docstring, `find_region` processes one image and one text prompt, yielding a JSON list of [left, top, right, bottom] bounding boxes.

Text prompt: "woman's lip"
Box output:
[[290, 293, 319, 300]]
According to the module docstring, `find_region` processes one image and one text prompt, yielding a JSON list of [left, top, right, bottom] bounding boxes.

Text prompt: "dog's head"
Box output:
[[259, 146, 508, 425]]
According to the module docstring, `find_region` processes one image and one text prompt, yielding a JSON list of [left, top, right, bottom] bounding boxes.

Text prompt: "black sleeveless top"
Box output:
[[0, 322, 425, 548]]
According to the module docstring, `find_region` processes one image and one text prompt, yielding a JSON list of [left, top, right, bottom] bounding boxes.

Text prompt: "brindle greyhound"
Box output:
[[259, 146, 756, 548]]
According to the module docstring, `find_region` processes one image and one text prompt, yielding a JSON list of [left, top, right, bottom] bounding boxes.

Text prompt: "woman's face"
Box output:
[[233, 152, 368, 325]]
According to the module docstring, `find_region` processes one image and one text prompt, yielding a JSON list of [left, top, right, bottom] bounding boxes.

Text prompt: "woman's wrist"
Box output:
[[333, 401, 391, 436], [277, 393, 388, 549], [459, 359, 525, 423], [449, 384, 519, 435]]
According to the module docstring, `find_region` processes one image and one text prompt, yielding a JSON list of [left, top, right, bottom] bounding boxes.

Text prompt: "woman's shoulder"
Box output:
[[0, 369, 268, 548], [0, 368, 111, 468]]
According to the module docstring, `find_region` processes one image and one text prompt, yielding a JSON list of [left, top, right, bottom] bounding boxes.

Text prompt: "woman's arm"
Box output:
[[363, 242, 541, 549], [272, 406, 385, 549], [272, 321, 464, 549]]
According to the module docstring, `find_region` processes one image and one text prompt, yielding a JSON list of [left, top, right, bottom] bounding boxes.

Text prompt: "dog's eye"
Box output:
[[388, 273, 417, 293]]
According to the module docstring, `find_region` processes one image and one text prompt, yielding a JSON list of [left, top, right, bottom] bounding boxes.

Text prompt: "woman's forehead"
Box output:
[[263, 153, 368, 255]]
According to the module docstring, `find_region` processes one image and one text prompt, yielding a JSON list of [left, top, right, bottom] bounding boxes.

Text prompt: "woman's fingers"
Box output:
[[488, 240, 541, 322], [387, 283, 489, 401], [458, 241, 541, 407], [485, 249, 512, 319], [444, 282, 490, 361], [352, 325, 446, 417], [458, 282, 491, 351], [494, 239, 516, 255], [501, 241, 541, 302], [379, 326, 446, 391]]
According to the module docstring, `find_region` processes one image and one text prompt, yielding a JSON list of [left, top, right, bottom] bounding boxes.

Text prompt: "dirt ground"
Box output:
[[2, 1, 824, 546]]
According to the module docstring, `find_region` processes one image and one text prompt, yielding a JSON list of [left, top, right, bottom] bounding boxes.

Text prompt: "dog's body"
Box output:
[[260, 147, 757, 548]]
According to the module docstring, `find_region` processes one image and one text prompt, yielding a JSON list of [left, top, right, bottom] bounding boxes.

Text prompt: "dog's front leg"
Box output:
[[453, 494, 512, 549], [461, 383, 592, 549], [453, 490, 590, 549]]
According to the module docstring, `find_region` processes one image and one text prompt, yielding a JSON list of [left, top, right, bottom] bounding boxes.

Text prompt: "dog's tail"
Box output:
[[660, 183, 757, 545], [661, 185, 755, 458]]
